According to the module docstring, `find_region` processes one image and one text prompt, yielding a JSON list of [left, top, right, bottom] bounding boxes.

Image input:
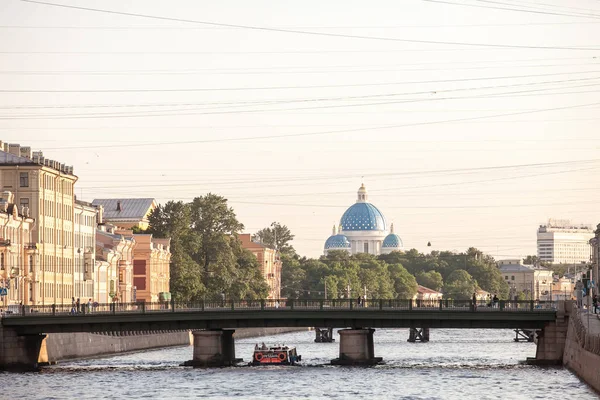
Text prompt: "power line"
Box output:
[[6, 79, 600, 120], [74, 160, 600, 190], [19, 0, 600, 50], [422, 0, 600, 19], [1, 61, 598, 76], [36, 99, 600, 149], [3, 69, 600, 93], [3, 76, 599, 112]]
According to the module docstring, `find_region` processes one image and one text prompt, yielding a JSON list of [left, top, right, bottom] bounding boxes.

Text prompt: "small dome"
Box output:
[[382, 233, 403, 248], [324, 234, 351, 249], [340, 203, 386, 231]]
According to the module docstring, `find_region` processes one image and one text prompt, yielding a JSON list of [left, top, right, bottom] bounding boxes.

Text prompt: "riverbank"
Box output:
[[40, 327, 309, 364], [563, 310, 600, 393]]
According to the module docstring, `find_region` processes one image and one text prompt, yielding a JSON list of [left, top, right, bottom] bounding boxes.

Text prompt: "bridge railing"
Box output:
[[2, 299, 557, 317]]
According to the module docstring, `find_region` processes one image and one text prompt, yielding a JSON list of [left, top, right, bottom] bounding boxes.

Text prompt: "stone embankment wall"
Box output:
[[42, 327, 308, 364], [563, 310, 600, 393]]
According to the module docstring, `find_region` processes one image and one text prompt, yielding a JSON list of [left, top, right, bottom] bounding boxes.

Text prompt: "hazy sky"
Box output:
[[1, 0, 599, 258]]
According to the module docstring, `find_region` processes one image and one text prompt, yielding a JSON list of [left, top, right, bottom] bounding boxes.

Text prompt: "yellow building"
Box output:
[[113, 231, 170, 303], [0, 191, 37, 307], [91, 198, 156, 230], [0, 142, 78, 306], [239, 234, 281, 299], [95, 226, 136, 303], [498, 259, 554, 301]]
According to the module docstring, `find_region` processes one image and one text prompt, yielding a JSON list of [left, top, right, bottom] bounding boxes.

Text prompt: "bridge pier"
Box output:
[[528, 301, 568, 365], [314, 327, 335, 343], [408, 327, 429, 342], [183, 329, 240, 367], [331, 328, 382, 365], [0, 326, 47, 371]]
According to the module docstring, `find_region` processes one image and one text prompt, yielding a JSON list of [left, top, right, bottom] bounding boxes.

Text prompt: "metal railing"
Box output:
[[1, 299, 557, 318]]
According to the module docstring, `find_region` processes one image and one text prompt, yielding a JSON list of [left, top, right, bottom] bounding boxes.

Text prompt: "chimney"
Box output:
[[97, 205, 104, 224], [116, 201, 122, 212]]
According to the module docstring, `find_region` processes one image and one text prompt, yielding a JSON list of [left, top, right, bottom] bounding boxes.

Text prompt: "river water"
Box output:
[[1, 328, 596, 399]]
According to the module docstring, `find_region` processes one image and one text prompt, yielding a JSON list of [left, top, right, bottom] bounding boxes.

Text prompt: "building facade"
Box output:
[[498, 259, 554, 301], [114, 232, 170, 303], [324, 184, 403, 256], [95, 226, 136, 303], [74, 199, 97, 303], [590, 224, 600, 298], [0, 142, 79, 306], [0, 191, 36, 307], [537, 219, 594, 264], [239, 233, 281, 299]]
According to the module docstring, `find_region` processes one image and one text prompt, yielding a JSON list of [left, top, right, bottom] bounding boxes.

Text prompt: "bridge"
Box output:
[[0, 299, 565, 369]]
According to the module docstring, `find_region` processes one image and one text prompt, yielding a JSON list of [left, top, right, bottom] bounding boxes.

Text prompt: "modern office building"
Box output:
[[537, 219, 594, 264]]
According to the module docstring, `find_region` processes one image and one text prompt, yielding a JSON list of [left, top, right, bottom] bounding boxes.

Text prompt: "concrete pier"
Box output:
[[0, 326, 47, 371], [314, 327, 335, 342], [331, 328, 382, 365], [183, 329, 239, 367], [528, 302, 568, 365], [408, 327, 430, 342]]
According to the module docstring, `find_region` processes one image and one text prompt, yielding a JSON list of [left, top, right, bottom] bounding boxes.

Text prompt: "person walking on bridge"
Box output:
[[472, 292, 477, 312]]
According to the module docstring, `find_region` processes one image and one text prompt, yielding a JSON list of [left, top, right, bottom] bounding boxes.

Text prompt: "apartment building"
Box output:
[[0, 141, 80, 306], [0, 191, 36, 307], [498, 259, 554, 300], [239, 233, 281, 299]]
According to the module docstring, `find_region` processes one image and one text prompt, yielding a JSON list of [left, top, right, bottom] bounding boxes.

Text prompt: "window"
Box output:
[[505, 276, 508, 280], [19, 172, 29, 187], [19, 197, 29, 211], [0, 253, 4, 270], [29, 255, 33, 273], [364, 243, 369, 253], [511, 276, 515, 280]]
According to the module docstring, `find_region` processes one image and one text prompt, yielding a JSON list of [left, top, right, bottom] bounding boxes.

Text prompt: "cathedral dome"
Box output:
[[340, 203, 386, 231], [382, 223, 403, 249], [324, 234, 351, 249], [340, 184, 386, 231], [382, 233, 403, 248]]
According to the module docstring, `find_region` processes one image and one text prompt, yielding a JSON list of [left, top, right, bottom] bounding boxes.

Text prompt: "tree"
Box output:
[[416, 270, 443, 292], [253, 222, 296, 255], [147, 195, 268, 302], [388, 263, 418, 299], [444, 269, 477, 300]]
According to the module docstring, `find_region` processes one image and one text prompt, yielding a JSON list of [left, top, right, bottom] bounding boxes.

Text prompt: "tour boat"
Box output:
[[250, 344, 302, 366]]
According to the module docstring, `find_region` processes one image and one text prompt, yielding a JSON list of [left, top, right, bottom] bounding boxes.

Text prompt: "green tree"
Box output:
[[280, 253, 306, 299], [416, 270, 443, 292], [253, 222, 295, 255], [444, 269, 477, 300], [388, 263, 418, 299]]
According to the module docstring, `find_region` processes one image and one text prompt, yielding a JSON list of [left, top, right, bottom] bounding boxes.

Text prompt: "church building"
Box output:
[[324, 184, 403, 256]]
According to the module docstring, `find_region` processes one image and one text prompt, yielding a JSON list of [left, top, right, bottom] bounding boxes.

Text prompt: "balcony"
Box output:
[[0, 238, 11, 247], [24, 243, 37, 250]]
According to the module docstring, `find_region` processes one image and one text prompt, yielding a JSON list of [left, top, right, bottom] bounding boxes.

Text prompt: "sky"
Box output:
[[1, 0, 599, 259]]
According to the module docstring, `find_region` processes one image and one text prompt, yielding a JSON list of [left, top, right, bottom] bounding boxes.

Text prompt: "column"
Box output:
[[183, 329, 239, 367], [331, 328, 382, 365]]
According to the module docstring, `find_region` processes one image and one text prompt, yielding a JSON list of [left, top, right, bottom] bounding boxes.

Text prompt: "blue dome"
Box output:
[[340, 203, 386, 231], [324, 234, 351, 249], [382, 233, 403, 248]]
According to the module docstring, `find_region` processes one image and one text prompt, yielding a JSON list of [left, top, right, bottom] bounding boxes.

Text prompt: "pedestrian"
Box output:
[[493, 294, 499, 309], [87, 298, 92, 313], [71, 297, 76, 314], [593, 294, 598, 314], [76, 298, 81, 313], [357, 295, 362, 307], [472, 292, 477, 311]]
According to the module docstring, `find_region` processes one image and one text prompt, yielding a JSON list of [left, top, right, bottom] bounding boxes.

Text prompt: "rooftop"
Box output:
[[92, 198, 156, 221]]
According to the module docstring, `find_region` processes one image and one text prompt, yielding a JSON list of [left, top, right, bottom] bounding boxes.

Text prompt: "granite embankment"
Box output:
[[563, 309, 600, 393], [40, 327, 309, 364]]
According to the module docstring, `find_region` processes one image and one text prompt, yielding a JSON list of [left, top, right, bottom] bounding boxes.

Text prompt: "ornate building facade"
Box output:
[[324, 184, 403, 256]]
